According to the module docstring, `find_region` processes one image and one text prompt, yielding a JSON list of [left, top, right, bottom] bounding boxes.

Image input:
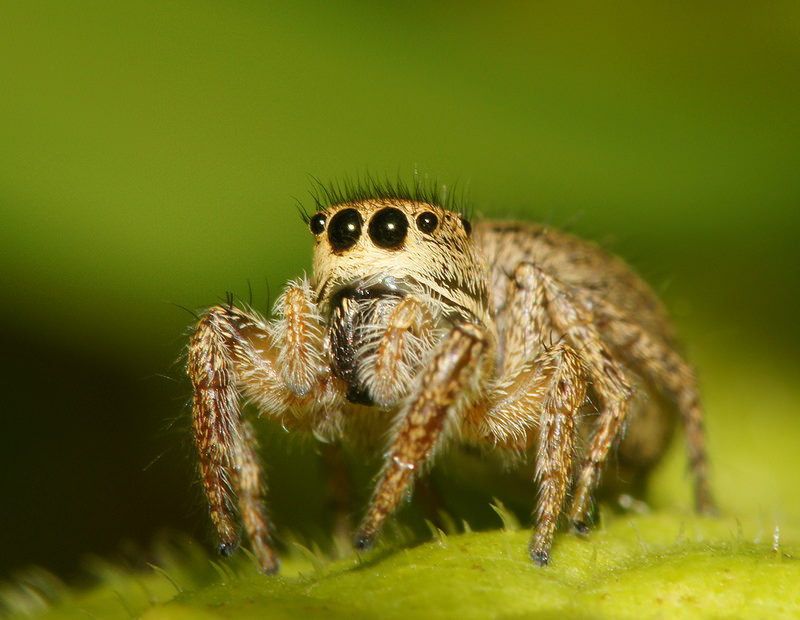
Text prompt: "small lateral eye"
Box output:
[[309, 212, 326, 235], [461, 217, 472, 236], [369, 207, 408, 250], [416, 211, 438, 234], [328, 208, 362, 251]]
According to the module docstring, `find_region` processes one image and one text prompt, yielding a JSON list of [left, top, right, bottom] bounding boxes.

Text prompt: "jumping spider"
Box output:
[[188, 182, 714, 573]]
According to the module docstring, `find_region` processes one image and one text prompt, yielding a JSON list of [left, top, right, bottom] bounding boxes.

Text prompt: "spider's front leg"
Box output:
[[187, 279, 327, 574], [354, 322, 491, 550]]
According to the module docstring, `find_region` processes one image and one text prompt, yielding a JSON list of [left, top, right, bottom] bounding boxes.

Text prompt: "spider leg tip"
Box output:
[[260, 558, 281, 575], [529, 547, 550, 567], [353, 531, 376, 552], [572, 520, 591, 536], [219, 539, 240, 557]]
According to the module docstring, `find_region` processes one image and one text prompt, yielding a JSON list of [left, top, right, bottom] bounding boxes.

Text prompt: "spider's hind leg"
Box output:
[[599, 315, 716, 515]]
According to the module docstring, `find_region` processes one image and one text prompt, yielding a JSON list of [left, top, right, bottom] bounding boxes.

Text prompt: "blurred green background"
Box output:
[[1, 0, 798, 582]]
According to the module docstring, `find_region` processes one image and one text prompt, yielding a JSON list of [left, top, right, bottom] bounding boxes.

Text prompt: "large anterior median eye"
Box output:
[[368, 207, 408, 249], [328, 208, 362, 251]]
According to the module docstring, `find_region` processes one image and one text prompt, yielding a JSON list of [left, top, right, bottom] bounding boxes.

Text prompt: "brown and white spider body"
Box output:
[[188, 185, 714, 573]]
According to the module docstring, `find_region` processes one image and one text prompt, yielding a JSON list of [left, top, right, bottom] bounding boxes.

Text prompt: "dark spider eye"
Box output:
[[309, 212, 326, 235], [327, 208, 362, 251], [369, 207, 408, 250], [461, 217, 472, 236], [416, 211, 438, 234]]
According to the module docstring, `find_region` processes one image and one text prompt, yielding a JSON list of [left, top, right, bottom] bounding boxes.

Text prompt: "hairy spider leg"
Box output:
[[530, 265, 636, 533], [354, 323, 490, 550], [599, 311, 716, 514], [189, 280, 335, 573], [188, 305, 280, 573], [480, 262, 586, 565]]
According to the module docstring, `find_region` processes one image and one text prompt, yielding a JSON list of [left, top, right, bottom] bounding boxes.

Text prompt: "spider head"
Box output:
[[308, 199, 489, 326]]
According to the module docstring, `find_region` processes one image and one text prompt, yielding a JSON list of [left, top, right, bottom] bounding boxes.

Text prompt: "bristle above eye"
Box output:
[[304, 173, 470, 218]]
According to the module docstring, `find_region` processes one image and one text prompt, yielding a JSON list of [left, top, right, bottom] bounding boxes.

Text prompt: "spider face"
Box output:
[[306, 199, 491, 408], [308, 200, 490, 329], [187, 185, 715, 575]]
